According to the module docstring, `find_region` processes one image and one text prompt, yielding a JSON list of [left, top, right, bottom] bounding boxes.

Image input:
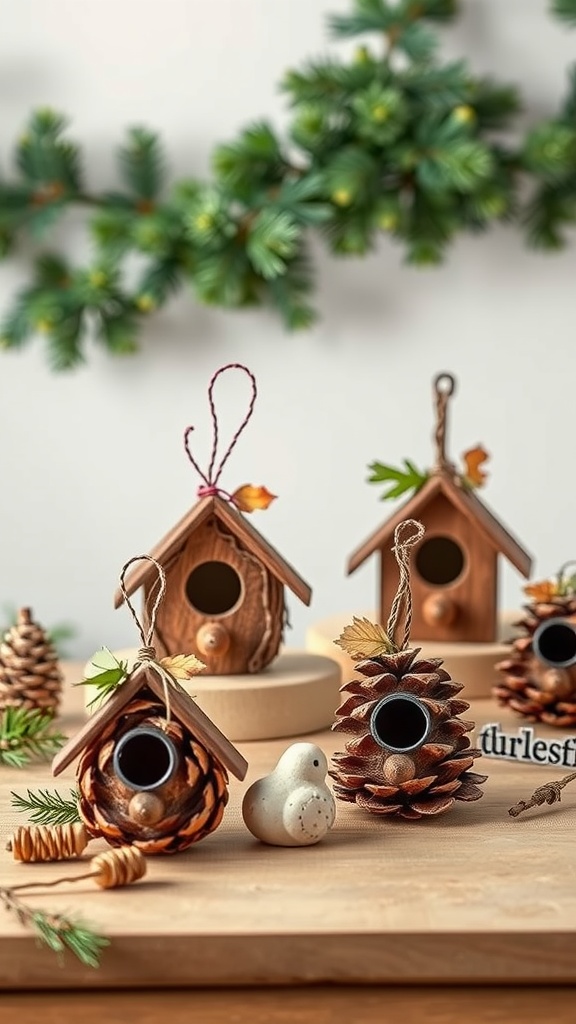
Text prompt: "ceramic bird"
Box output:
[[242, 742, 336, 847]]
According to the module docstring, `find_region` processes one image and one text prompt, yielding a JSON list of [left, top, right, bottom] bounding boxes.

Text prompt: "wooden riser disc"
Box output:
[[84, 650, 342, 742], [306, 610, 521, 699]]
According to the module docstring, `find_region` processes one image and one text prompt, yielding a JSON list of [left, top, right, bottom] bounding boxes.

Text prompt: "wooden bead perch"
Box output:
[[6, 845, 147, 892]]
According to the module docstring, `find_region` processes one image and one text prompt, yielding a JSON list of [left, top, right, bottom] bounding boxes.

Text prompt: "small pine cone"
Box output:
[[494, 597, 576, 727], [331, 648, 486, 820], [0, 608, 62, 714], [76, 695, 229, 855]]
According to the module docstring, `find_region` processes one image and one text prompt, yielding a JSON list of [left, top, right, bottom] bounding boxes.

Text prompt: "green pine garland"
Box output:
[[0, 0, 575, 368]]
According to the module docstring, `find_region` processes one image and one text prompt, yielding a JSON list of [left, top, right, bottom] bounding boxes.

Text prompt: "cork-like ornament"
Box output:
[[331, 520, 487, 819], [51, 555, 248, 854]]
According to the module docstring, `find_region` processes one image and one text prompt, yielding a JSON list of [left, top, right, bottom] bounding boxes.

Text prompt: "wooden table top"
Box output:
[[1, 661, 575, 990]]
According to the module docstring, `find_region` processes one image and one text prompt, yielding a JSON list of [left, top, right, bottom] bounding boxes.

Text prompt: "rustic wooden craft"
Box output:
[[495, 567, 576, 726], [0, 608, 62, 713], [332, 521, 487, 819], [114, 365, 311, 675], [53, 556, 248, 854], [347, 373, 532, 643]]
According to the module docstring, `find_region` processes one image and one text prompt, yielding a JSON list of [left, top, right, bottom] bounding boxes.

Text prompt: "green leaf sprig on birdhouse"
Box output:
[[368, 445, 490, 501]]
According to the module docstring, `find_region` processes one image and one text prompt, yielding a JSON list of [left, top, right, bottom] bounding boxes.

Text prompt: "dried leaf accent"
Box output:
[[367, 459, 429, 501], [334, 616, 395, 661], [232, 484, 277, 512], [460, 445, 489, 489], [160, 653, 206, 679], [524, 578, 560, 602]]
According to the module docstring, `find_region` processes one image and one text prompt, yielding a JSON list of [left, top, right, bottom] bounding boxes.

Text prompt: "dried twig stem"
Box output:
[[508, 771, 576, 817]]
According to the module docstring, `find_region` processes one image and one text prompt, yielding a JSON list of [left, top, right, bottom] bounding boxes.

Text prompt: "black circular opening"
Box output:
[[415, 535, 465, 587], [534, 618, 576, 667], [370, 694, 430, 752], [185, 560, 242, 616], [113, 728, 176, 790]]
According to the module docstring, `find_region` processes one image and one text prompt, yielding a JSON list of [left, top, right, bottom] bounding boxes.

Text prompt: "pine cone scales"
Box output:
[[495, 597, 576, 727], [331, 648, 486, 819], [0, 608, 62, 713]]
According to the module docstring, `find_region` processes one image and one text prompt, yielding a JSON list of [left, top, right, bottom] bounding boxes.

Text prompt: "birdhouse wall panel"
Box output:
[[142, 518, 284, 674], [379, 494, 498, 643]]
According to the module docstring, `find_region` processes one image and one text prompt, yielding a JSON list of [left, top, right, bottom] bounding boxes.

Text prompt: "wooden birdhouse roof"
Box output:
[[347, 473, 533, 578], [113, 495, 312, 609], [52, 662, 248, 781]]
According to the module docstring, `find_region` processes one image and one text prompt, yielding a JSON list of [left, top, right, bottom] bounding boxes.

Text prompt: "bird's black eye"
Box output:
[[313, 759, 319, 767]]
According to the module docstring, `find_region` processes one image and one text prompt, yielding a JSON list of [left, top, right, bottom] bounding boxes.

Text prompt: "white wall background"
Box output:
[[0, 0, 574, 657]]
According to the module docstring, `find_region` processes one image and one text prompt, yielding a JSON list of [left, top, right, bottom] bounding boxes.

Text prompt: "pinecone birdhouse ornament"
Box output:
[[0, 608, 62, 714], [52, 556, 248, 854], [494, 565, 576, 727], [331, 521, 486, 819]]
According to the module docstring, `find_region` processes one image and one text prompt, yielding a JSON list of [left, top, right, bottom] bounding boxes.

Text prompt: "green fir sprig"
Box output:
[[0, 707, 66, 768], [11, 787, 81, 826], [0, 887, 108, 968]]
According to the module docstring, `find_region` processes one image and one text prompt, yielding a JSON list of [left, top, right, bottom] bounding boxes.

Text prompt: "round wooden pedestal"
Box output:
[[306, 611, 521, 699], [85, 650, 342, 742]]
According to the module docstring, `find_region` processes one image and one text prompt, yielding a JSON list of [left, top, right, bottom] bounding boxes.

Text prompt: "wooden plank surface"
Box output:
[[1, 663, 575, 989]]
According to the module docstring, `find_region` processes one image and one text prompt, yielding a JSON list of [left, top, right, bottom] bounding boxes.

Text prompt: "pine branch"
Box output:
[[0, 708, 67, 768], [0, 888, 108, 969], [11, 788, 81, 826]]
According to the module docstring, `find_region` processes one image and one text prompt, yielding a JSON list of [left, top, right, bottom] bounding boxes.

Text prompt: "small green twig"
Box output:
[[0, 707, 67, 768], [508, 771, 576, 817], [11, 787, 81, 826], [0, 887, 109, 968]]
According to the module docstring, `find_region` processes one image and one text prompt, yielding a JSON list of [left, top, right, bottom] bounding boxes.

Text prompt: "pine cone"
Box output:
[[77, 694, 229, 854], [0, 608, 62, 714], [494, 598, 576, 727], [331, 648, 486, 819]]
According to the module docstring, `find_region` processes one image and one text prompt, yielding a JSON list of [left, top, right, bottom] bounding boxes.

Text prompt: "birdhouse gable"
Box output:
[[114, 495, 312, 608], [347, 474, 532, 579], [52, 663, 248, 781]]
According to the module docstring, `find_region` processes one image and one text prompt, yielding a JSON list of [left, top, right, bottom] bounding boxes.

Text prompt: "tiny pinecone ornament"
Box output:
[[494, 565, 576, 727], [0, 608, 62, 714], [331, 521, 486, 819]]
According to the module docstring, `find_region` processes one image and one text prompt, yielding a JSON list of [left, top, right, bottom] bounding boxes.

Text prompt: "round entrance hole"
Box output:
[[533, 617, 576, 668], [415, 535, 465, 587], [185, 560, 242, 616], [370, 693, 431, 753], [113, 727, 177, 791]]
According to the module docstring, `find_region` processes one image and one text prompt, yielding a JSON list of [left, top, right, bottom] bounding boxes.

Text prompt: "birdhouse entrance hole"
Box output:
[[415, 535, 465, 587], [533, 618, 576, 668], [113, 726, 177, 791], [185, 560, 243, 616], [370, 693, 431, 753]]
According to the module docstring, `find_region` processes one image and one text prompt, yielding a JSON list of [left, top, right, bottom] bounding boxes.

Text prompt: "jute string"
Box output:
[[386, 520, 425, 651], [432, 372, 456, 474], [184, 363, 257, 502], [118, 555, 176, 727]]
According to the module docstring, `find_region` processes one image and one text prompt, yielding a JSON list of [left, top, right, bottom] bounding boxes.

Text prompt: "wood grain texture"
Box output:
[[2, 988, 576, 1024], [3, 664, 576, 989]]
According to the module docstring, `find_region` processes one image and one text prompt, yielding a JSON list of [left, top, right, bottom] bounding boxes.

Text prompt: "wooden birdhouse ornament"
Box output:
[[52, 556, 248, 854], [347, 373, 532, 644], [332, 521, 487, 819], [114, 364, 311, 675]]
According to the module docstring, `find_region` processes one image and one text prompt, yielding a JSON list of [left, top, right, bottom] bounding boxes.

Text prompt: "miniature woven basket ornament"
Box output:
[[331, 520, 486, 819], [52, 556, 247, 854]]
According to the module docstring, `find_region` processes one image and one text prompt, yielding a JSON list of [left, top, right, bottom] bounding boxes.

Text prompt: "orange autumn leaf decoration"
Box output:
[[461, 445, 490, 489], [523, 579, 560, 602], [232, 484, 277, 513]]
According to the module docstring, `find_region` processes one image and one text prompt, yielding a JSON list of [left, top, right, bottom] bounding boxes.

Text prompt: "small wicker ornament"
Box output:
[[0, 608, 62, 714], [494, 566, 576, 727], [331, 520, 486, 819], [52, 556, 248, 854]]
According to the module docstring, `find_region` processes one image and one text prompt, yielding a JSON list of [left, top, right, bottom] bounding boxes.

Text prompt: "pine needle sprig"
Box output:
[[11, 787, 81, 826], [0, 888, 108, 969], [0, 708, 67, 768]]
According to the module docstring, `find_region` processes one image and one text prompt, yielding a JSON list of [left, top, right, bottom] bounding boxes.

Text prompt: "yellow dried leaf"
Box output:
[[231, 484, 277, 513], [334, 616, 395, 661], [160, 653, 206, 679], [461, 445, 490, 488], [524, 579, 559, 603]]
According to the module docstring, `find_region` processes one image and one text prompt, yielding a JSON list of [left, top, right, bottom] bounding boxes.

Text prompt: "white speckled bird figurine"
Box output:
[[242, 742, 336, 847]]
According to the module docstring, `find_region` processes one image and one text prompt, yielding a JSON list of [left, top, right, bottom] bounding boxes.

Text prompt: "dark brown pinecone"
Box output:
[[0, 608, 62, 714], [77, 692, 229, 854], [330, 648, 486, 819], [494, 597, 576, 727]]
